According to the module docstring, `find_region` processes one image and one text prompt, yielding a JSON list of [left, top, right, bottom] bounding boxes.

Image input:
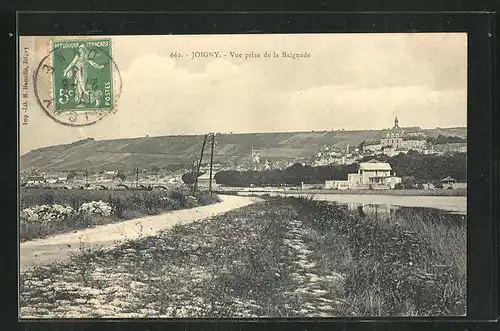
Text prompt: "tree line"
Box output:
[[211, 151, 466, 187], [426, 134, 466, 145]]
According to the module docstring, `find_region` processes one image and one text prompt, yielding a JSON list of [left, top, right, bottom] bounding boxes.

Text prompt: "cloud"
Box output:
[[20, 33, 467, 154]]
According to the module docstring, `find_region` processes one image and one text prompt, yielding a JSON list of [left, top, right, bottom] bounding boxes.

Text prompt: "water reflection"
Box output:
[[340, 202, 466, 226], [344, 202, 400, 216]]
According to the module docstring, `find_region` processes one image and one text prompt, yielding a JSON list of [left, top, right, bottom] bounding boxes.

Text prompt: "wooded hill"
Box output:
[[20, 127, 467, 172]]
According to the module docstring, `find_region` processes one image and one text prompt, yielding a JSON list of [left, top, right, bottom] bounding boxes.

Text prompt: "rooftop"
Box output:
[[359, 159, 392, 171]]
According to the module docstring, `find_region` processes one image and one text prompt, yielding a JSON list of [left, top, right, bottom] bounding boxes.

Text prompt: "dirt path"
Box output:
[[20, 195, 260, 273], [283, 218, 345, 316]]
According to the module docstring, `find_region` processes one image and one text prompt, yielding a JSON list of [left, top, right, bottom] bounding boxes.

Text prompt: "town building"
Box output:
[[381, 147, 409, 157], [440, 176, 467, 189], [402, 138, 428, 151], [99, 171, 117, 182], [325, 159, 401, 189], [196, 172, 219, 189], [195, 164, 222, 189], [431, 143, 467, 154], [25, 175, 46, 187], [351, 159, 393, 185], [380, 117, 405, 149], [373, 117, 429, 154], [363, 143, 382, 153]]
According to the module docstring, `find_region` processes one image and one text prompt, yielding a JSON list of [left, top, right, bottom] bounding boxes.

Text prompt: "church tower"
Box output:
[[394, 116, 399, 128]]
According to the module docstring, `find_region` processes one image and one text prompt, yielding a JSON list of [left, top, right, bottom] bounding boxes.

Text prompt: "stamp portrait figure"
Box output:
[[63, 44, 104, 107]]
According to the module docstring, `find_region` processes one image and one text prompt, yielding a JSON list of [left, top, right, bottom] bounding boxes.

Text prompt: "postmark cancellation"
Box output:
[[32, 37, 121, 127]]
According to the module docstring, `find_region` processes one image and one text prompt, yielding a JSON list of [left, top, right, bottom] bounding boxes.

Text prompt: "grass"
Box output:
[[293, 196, 466, 316], [20, 187, 221, 242], [19, 197, 466, 318]]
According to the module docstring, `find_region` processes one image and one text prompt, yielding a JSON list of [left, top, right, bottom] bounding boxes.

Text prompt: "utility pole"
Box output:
[[190, 160, 197, 192], [192, 134, 208, 196], [209, 133, 215, 195], [84, 168, 88, 187], [135, 167, 140, 189]]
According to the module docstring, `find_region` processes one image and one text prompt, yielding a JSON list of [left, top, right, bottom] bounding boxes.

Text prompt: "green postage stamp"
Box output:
[[33, 38, 121, 126], [52, 39, 114, 111]]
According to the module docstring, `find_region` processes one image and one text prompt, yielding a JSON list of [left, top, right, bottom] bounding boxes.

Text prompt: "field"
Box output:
[[20, 196, 466, 317], [20, 187, 221, 242]]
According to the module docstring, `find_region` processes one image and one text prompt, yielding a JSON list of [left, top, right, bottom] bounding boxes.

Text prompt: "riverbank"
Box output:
[[216, 188, 467, 197], [20, 196, 465, 317], [234, 192, 467, 215]]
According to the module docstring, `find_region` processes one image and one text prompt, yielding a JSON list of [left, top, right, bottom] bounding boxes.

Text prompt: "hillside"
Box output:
[[20, 127, 467, 172]]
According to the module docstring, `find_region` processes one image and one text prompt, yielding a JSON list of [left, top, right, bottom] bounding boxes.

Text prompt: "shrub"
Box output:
[[19, 188, 221, 241], [196, 192, 221, 205], [77, 201, 112, 216], [171, 189, 188, 208], [108, 196, 126, 219], [20, 204, 75, 225]]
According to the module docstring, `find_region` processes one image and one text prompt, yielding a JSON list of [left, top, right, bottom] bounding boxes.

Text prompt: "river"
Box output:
[[236, 191, 467, 215]]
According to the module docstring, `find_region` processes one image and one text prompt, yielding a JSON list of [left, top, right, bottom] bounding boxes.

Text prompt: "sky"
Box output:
[[19, 33, 467, 155]]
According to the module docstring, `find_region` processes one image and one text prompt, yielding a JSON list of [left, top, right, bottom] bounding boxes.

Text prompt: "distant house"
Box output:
[[432, 143, 467, 154], [196, 172, 218, 189], [382, 148, 409, 158], [100, 171, 117, 182], [363, 143, 382, 153], [56, 177, 67, 183], [402, 139, 427, 151], [325, 180, 351, 190], [441, 176, 459, 189], [26, 175, 45, 187]]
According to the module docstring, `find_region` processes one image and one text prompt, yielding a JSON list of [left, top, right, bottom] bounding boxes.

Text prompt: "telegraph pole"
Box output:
[[190, 160, 197, 192], [135, 167, 140, 189], [192, 134, 208, 196], [209, 133, 215, 195], [84, 168, 88, 187]]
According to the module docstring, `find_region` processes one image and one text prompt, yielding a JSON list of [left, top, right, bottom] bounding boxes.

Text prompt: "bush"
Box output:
[[196, 191, 221, 205], [171, 189, 188, 208], [394, 183, 404, 190], [78, 201, 112, 216], [19, 187, 221, 241], [21, 204, 75, 225], [108, 196, 126, 218]]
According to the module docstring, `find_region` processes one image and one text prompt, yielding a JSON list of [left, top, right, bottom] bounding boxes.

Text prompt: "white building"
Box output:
[[99, 170, 117, 182], [325, 180, 351, 190], [197, 172, 219, 189], [363, 143, 382, 152], [326, 159, 401, 189], [25, 175, 46, 187], [402, 139, 427, 151], [354, 159, 393, 185]]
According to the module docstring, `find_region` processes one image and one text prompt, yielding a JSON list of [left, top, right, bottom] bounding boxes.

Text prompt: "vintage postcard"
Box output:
[[19, 33, 467, 318]]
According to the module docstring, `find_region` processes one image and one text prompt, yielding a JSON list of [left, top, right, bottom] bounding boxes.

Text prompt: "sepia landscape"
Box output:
[[19, 33, 467, 318]]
